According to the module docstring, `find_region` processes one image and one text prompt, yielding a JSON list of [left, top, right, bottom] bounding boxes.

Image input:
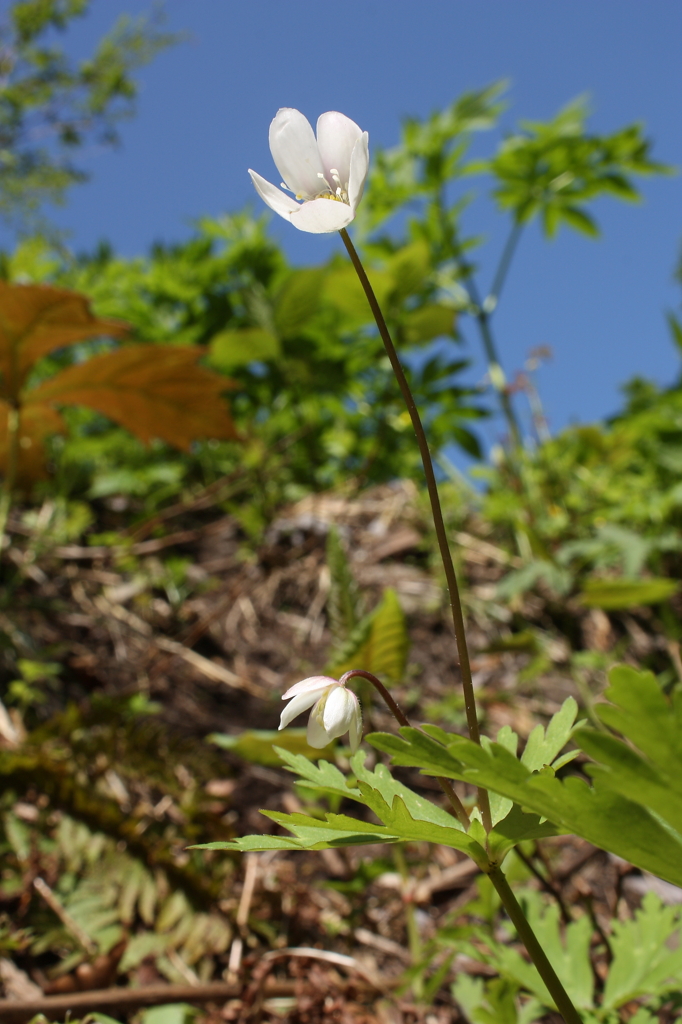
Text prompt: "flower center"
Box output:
[[315, 168, 350, 205]]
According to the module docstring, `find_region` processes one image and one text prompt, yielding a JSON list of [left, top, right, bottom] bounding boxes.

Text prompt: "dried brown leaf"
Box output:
[[0, 399, 66, 481], [27, 344, 240, 451], [0, 282, 128, 400]]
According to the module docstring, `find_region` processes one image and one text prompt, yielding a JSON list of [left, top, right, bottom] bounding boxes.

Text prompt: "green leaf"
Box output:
[[198, 749, 487, 862], [350, 750, 464, 831], [602, 892, 682, 1008], [209, 728, 334, 767], [191, 835, 304, 853], [403, 304, 456, 345], [140, 1003, 198, 1024], [559, 206, 599, 237], [207, 327, 280, 369], [325, 526, 364, 644], [445, 735, 682, 887], [367, 726, 465, 779], [667, 311, 682, 354], [521, 698, 578, 772], [491, 891, 595, 1012], [262, 810, 397, 848], [580, 576, 678, 609], [324, 264, 392, 326], [487, 804, 559, 861], [273, 748, 361, 802], [496, 559, 572, 600], [272, 268, 326, 338], [485, 725, 518, 824], [576, 667, 682, 838], [387, 241, 431, 297], [328, 588, 409, 682], [119, 932, 169, 972]]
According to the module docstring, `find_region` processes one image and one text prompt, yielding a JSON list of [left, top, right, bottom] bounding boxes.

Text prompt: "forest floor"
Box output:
[[0, 480, 679, 1023]]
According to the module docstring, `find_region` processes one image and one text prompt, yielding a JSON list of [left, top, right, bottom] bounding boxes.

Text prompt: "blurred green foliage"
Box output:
[[0, 79, 671, 531], [0, 0, 178, 231]]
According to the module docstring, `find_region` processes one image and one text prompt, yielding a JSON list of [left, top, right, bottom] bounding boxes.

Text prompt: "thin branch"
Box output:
[[489, 219, 524, 305], [33, 877, 97, 956], [464, 272, 522, 446]]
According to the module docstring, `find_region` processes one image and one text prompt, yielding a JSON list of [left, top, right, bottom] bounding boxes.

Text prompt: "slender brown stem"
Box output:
[[340, 668, 470, 829], [339, 229, 491, 833], [341, 668, 409, 727], [488, 866, 584, 1024]]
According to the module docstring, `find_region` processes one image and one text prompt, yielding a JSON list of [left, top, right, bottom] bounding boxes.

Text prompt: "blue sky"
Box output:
[[13, 0, 682, 448]]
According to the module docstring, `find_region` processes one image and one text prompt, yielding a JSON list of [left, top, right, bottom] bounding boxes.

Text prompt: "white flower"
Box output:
[[279, 675, 362, 752], [249, 109, 369, 234]]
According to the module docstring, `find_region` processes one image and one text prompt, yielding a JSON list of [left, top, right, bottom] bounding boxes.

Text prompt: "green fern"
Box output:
[[327, 588, 409, 683], [325, 526, 364, 645]]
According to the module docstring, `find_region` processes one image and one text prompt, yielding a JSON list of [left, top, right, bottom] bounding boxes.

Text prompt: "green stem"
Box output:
[[338, 232, 476, 726], [488, 866, 584, 1024], [340, 669, 470, 829], [338, 230, 491, 833], [393, 843, 422, 967], [0, 404, 20, 553]]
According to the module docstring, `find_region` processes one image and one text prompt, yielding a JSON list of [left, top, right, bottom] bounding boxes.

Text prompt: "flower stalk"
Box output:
[[339, 227, 492, 833], [340, 669, 470, 829]]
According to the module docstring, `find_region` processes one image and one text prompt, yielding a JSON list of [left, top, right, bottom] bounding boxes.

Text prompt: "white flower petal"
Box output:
[[290, 197, 355, 234], [322, 685, 356, 740], [348, 701, 363, 753], [282, 675, 338, 700], [348, 132, 370, 212], [316, 111, 363, 190], [307, 699, 332, 748], [269, 108, 324, 200], [248, 170, 300, 221], [279, 688, 328, 729]]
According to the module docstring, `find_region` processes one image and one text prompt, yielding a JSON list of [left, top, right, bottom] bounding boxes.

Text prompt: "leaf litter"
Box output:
[[0, 480, 681, 1022]]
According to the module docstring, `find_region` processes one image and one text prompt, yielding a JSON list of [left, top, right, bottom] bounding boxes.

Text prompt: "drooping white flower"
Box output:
[[279, 675, 362, 752], [249, 109, 369, 234]]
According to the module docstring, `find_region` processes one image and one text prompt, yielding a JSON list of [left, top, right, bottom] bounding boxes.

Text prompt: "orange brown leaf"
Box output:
[[0, 281, 129, 402], [27, 344, 240, 451], [0, 400, 67, 485]]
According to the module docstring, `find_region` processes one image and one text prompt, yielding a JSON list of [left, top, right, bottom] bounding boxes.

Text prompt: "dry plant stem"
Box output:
[[341, 669, 470, 829], [339, 228, 492, 833], [488, 866, 584, 1024], [33, 877, 97, 956]]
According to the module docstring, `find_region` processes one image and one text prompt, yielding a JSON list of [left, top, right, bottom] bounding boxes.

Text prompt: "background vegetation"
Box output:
[[0, 3, 681, 1023]]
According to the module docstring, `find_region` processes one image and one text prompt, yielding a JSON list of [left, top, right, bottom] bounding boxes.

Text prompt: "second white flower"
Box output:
[[279, 675, 362, 752]]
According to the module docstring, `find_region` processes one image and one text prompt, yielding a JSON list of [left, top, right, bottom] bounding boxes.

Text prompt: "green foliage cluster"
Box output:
[[0, 78, 668, 524], [0, 0, 177, 229], [208, 664, 682, 895], [479, 348, 682, 609], [448, 887, 682, 1023]]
